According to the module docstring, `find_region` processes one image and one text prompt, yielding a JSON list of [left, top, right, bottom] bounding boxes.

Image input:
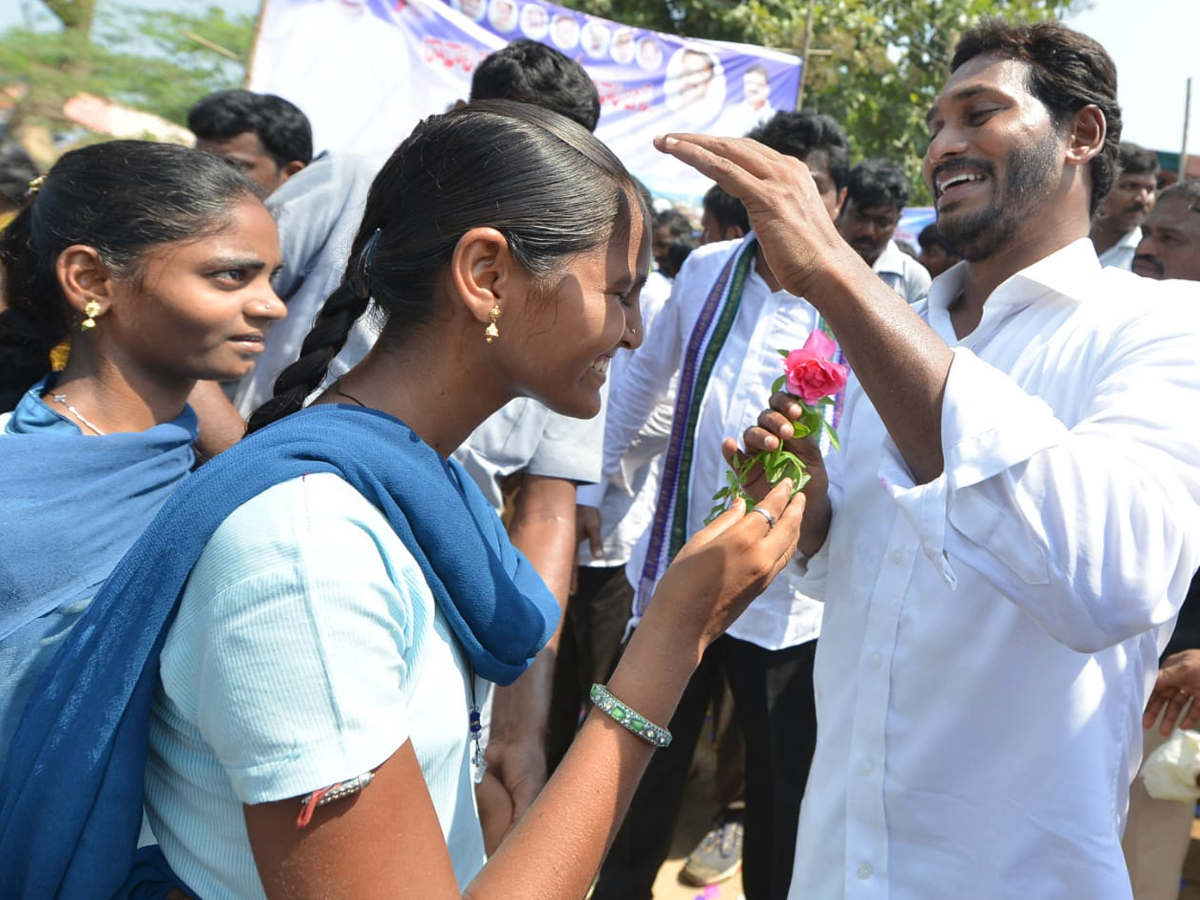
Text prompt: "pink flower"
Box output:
[[782, 330, 848, 405]]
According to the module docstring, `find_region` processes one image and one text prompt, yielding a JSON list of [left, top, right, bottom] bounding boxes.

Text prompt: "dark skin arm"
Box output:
[[243, 483, 807, 900], [478, 473, 578, 849], [1145, 649, 1200, 735], [187, 380, 247, 461]]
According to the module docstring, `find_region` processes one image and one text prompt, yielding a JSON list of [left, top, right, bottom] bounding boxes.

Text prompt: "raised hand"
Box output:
[[653, 133, 865, 302]]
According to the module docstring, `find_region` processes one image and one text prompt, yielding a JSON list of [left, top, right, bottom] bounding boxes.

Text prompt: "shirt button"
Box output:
[[857, 863, 873, 880], [869, 652, 883, 670], [859, 759, 873, 776], [890, 548, 904, 564]]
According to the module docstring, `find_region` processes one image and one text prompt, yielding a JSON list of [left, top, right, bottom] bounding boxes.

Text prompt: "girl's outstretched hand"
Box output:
[[650, 478, 804, 648]]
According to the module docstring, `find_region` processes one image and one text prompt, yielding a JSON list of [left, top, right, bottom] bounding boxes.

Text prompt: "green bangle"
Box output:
[[590, 684, 673, 748]]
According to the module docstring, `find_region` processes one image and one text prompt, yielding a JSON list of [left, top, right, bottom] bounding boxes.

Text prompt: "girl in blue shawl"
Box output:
[[0, 104, 806, 900], [0, 140, 285, 762]]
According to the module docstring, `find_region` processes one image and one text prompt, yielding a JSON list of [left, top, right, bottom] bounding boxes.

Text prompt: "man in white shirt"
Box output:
[[591, 110, 849, 900], [1090, 141, 1159, 270], [658, 18, 1200, 900], [1122, 176, 1200, 900], [837, 158, 932, 303]]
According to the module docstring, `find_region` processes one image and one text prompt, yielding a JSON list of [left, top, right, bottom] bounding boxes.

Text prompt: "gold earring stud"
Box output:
[[80, 299, 102, 332], [484, 304, 501, 343]]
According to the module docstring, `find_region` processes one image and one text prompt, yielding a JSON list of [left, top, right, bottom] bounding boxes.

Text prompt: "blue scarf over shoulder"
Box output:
[[0, 404, 560, 900]]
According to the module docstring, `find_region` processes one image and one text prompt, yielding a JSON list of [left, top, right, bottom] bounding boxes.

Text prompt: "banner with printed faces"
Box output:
[[249, 0, 801, 202]]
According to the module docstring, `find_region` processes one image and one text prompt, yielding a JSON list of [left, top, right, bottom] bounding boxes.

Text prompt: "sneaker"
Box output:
[[680, 811, 744, 886]]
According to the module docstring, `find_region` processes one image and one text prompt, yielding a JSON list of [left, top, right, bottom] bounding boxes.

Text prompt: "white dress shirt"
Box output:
[[789, 240, 1200, 900], [873, 239, 932, 304], [1097, 226, 1142, 271], [603, 237, 825, 650]]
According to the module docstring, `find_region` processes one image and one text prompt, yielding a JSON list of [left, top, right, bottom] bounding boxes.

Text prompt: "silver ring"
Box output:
[[749, 507, 777, 530]]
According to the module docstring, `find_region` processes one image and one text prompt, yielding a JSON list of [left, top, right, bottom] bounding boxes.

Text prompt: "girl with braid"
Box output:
[[0, 140, 284, 766], [0, 102, 805, 900]]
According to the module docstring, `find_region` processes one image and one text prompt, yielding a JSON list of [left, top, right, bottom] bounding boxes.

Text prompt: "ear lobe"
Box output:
[[832, 186, 848, 221], [1066, 105, 1106, 167], [280, 160, 306, 182], [56, 245, 115, 316], [450, 227, 517, 327]]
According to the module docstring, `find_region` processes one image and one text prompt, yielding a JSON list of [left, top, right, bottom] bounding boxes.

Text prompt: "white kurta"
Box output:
[[790, 239, 1200, 900], [603, 237, 825, 650]]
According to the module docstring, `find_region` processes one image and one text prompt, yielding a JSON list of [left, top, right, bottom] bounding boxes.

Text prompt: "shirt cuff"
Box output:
[[575, 483, 605, 508]]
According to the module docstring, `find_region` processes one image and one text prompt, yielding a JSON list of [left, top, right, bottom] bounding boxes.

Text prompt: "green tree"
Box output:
[[0, 1, 253, 164], [561, 0, 1079, 201]]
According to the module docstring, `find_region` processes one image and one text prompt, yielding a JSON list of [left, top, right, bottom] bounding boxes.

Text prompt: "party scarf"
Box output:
[[0, 404, 559, 900]]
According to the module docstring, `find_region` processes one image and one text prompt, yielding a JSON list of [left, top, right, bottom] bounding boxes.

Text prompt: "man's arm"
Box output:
[[685, 135, 1200, 653], [481, 474, 576, 848], [188, 380, 246, 461], [657, 135, 955, 483]]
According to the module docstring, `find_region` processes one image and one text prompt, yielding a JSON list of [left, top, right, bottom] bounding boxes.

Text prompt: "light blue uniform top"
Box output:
[[144, 473, 487, 900]]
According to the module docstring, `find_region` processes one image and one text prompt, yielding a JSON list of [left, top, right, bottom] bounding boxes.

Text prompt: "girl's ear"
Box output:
[[449, 227, 525, 328], [56, 244, 116, 319]]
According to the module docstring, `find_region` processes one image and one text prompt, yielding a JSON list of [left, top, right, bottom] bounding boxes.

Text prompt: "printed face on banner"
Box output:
[[665, 47, 726, 125], [454, 0, 486, 22], [582, 20, 610, 57], [551, 13, 579, 49], [611, 28, 635, 65], [249, 0, 802, 204], [744, 66, 770, 109], [636, 36, 663, 71], [520, 3, 549, 39], [488, 0, 517, 32]]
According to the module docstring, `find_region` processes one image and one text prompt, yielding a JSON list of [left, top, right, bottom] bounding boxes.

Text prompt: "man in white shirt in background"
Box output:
[[660, 18, 1200, 900], [1122, 176, 1200, 900], [837, 157, 932, 303], [591, 109, 849, 900], [1090, 140, 1159, 269]]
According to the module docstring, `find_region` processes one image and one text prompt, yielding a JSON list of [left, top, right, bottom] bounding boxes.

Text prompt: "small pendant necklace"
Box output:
[[51, 393, 106, 436]]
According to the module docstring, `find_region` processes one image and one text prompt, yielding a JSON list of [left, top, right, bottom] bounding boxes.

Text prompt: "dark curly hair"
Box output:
[[951, 18, 1121, 216]]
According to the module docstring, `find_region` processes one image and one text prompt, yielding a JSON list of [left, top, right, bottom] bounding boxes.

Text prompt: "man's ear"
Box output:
[[725, 224, 746, 241], [1066, 104, 1106, 168], [278, 160, 307, 183], [449, 227, 521, 327], [55, 244, 116, 318], [831, 186, 848, 221]]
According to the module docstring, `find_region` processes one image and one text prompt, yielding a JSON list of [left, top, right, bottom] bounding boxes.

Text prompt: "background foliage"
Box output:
[[1, 0, 252, 163]]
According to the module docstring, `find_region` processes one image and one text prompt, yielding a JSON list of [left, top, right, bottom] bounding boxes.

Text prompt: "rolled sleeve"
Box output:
[[524, 406, 604, 484], [183, 477, 425, 804], [883, 333, 1200, 652]]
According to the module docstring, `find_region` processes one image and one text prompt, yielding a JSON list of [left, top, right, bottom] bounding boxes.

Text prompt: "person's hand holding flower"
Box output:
[[710, 329, 847, 521]]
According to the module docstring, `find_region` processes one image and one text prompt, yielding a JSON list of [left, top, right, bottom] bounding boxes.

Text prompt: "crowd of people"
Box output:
[[2, 15, 1200, 900]]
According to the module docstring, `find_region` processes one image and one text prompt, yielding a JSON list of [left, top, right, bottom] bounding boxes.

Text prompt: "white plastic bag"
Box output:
[[1142, 729, 1200, 802]]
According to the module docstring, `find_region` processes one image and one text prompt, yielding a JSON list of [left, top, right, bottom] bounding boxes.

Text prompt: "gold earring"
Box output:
[[484, 304, 501, 343], [80, 299, 102, 332]]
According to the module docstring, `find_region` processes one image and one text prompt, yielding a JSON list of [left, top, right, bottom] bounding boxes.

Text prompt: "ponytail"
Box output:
[[246, 281, 370, 433]]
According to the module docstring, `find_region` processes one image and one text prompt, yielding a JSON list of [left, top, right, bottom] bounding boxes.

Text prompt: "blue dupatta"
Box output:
[[0, 403, 560, 900], [0, 379, 196, 761]]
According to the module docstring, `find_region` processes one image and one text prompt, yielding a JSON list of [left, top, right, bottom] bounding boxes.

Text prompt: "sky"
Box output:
[[3, 0, 1196, 156]]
